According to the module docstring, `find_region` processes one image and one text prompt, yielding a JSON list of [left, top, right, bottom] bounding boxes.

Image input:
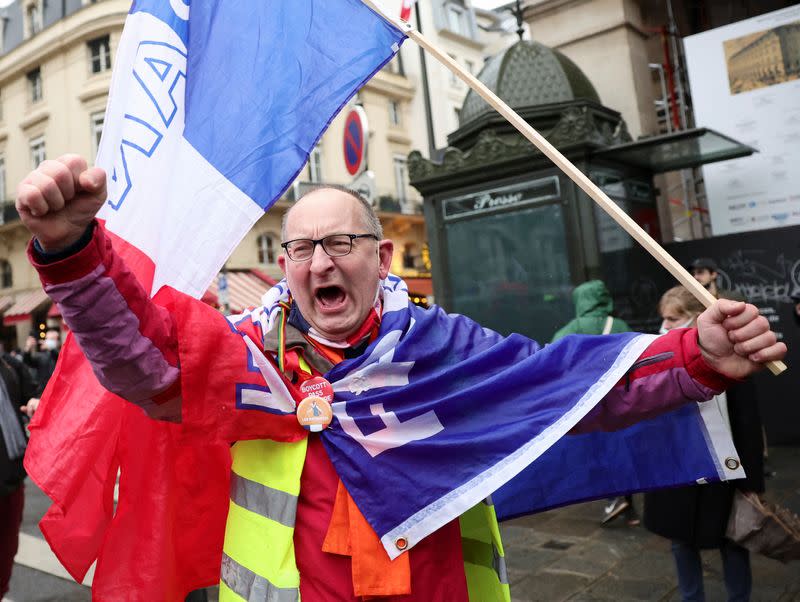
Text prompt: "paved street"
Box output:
[[6, 447, 800, 601]]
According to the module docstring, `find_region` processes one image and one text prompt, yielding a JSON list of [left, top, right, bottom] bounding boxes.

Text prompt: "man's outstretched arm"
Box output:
[[573, 327, 726, 433], [574, 298, 785, 433], [19, 155, 182, 419], [29, 221, 182, 415]]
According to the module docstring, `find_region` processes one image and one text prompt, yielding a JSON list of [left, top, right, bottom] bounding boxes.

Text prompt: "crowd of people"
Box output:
[[1, 327, 59, 596]]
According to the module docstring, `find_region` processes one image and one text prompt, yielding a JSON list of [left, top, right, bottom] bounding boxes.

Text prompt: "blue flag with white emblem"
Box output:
[[240, 276, 743, 560]]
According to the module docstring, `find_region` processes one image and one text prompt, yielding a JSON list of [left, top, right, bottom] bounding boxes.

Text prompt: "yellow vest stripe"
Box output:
[[230, 473, 297, 528], [224, 501, 298, 588], [230, 439, 305, 495], [221, 553, 299, 602], [482, 496, 506, 557], [218, 580, 245, 602], [461, 537, 510, 585]]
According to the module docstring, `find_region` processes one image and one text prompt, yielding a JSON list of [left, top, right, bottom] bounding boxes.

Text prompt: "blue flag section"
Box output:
[[129, 0, 406, 211], [492, 403, 723, 521], [254, 277, 737, 560], [182, 0, 405, 210]]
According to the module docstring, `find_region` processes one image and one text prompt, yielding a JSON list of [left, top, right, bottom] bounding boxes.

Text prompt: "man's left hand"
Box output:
[[696, 299, 787, 379]]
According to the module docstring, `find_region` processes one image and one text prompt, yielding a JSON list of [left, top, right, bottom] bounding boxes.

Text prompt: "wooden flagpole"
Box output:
[[362, 0, 786, 375]]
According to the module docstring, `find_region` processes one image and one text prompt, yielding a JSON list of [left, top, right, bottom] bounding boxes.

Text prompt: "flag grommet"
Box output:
[[725, 457, 740, 470], [395, 537, 408, 551]]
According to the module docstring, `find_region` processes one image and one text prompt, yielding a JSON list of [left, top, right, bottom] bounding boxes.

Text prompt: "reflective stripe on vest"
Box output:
[[221, 412, 509, 600], [220, 553, 299, 602], [459, 496, 512, 602], [230, 473, 297, 528], [220, 438, 308, 602]]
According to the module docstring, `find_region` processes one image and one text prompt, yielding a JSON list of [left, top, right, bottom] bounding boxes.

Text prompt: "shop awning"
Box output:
[[404, 277, 433, 296], [3, 288, 52, 325], [593, 127, 756, 173], [205, 270, 278, 313], [0, 294, 14, 314]]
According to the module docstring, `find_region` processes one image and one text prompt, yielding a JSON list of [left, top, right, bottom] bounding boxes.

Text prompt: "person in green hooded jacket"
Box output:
[[551, 280, 631, 341], [551, 280, 639, 526]]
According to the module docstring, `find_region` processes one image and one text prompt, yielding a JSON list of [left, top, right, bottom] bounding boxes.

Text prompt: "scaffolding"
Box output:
[[648, 0, 711, 241]]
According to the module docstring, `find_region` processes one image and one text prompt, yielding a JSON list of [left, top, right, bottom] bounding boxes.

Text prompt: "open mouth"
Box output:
[[315, 285, 347, 310]]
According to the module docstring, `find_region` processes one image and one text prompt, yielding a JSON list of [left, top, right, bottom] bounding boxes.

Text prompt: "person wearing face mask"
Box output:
[[23, 328, 60, 398], [689, 258, 745, 302], [644, 286, 764, 602], [0, 347, 37, 598]]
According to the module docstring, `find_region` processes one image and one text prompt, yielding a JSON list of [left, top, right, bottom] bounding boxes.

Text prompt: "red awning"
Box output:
[[206, 269, 278, 313], [403, 277, 433, 296], [0, 294, 14, 314], [3, 288, 52, 325]]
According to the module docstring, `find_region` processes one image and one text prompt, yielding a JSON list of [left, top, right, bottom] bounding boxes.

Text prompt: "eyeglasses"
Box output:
[[281, 233, 378, 262]]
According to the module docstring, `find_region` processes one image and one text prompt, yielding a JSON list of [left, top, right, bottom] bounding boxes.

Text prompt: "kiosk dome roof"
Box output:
[[460, 40, 601, 126]]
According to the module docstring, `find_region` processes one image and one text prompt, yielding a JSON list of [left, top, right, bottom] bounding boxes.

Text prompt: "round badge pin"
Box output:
[[296, 395, 333, 432], [300, 376, 334, 403]]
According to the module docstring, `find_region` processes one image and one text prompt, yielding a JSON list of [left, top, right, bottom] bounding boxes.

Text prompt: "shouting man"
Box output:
[[15, 155, 786, 601]]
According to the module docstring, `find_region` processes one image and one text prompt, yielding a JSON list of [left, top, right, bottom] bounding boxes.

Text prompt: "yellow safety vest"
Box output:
[[220, 438, 510, 602]]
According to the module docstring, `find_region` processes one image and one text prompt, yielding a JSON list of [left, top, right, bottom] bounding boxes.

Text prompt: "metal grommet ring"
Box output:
[[725, 457, 740, 470], [395, 537, 408, 551]]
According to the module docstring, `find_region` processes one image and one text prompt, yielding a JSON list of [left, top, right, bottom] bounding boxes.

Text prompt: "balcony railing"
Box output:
[[377, 195, 422, 215]]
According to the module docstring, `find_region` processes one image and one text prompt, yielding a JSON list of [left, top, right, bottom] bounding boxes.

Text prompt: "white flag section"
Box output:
[[96, 13, 258, 297], [95, 0, 405, 297]]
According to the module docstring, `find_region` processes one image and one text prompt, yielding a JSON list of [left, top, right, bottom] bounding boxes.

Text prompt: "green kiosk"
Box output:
[[409, 39, 754, 342]]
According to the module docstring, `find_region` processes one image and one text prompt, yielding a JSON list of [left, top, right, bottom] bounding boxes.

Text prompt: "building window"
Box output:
[[0, 155, 5, 201], [384, 54, 404, 76], [88, 36, 112, 74], [26, 1, 42, 37], [30, 136, 46, 168], [0, 260, 11, 289], [447, 54, 459, 86], [257, 233, 278, 264], [402, 243, 416, 269], [308, 145, 323, 183], [388, 100, 401, 126], [445, 2, 469, 37], [90, 112, 104, 158], [393, 155, 408, 206], [27, 68, 42, 103]]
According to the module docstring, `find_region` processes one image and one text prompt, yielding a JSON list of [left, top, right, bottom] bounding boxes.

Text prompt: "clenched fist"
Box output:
[[15, 154, 107, 252], [696, 298, 787, 379]]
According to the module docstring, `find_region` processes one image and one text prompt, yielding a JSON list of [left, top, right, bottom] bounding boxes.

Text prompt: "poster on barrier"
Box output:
[[684, 5, 800, 235]]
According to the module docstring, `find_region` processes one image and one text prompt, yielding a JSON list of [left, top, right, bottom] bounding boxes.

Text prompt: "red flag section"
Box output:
[[400, 0, 415, 22], [23, 226, 303, 600]]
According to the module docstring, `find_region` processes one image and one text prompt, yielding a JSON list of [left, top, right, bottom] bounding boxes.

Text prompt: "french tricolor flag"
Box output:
[[97, 0, 404, 297], [24, 1, 405, 598]]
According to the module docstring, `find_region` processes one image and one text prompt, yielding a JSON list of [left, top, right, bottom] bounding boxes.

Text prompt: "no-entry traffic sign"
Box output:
[[343, 106, 368, 176]]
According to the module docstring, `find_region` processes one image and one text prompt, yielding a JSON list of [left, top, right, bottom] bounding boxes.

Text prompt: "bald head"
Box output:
[[277, 185, 394, 341], [281, 185, 383, 242]]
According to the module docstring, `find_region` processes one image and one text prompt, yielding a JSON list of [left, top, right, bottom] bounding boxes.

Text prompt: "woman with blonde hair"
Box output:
[[645, 286, 764, 602], [657, 286, 705, 333]]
